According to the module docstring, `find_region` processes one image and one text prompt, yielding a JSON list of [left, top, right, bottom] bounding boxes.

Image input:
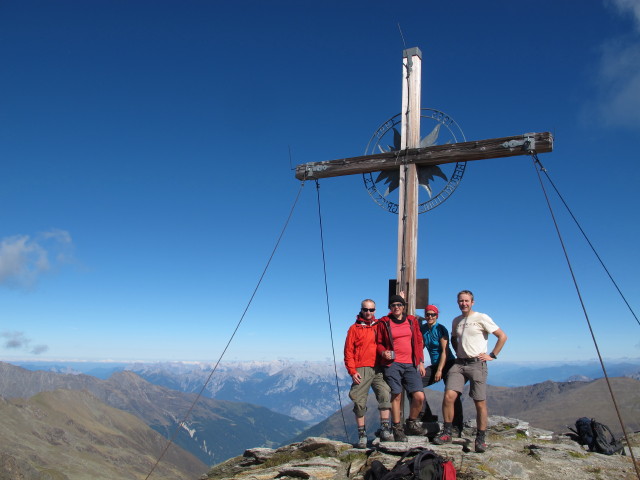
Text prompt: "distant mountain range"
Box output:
[[0, 362, 306, 468], [298, 377, 640, 444], [2, 359, 639, 478], [487, 360, 640, 386], [128, 360, 353, 424], [9, 358, 640, 423], [11, 359, 355, 423]]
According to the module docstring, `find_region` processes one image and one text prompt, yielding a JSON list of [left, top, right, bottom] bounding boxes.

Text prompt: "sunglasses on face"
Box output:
[[425, 313, 437, 317], [361, 308, 376, 312], [390, 303, 404, 308]]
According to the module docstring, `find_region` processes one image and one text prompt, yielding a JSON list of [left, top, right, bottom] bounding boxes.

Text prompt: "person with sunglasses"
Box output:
[[419, 305, 463, 434], [344, 299, 393, 448], [376, 294, 426, 442]]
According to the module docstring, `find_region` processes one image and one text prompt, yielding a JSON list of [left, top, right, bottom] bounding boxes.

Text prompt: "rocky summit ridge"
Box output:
[[204, 416, 640, 480]]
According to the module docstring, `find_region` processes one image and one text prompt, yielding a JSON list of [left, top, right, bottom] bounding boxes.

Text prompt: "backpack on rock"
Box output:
[[569, 417, 624, 455]]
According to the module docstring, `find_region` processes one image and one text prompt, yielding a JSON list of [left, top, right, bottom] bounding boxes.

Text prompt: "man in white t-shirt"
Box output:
[[433, 290, 507, 453]]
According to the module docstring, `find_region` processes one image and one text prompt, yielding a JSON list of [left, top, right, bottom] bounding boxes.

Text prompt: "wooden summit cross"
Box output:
[[295, 47, 553, 314]]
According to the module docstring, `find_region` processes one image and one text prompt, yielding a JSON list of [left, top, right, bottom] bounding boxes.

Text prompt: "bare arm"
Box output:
[[434, 336, 448, 382], [478, 328, 507, 362]]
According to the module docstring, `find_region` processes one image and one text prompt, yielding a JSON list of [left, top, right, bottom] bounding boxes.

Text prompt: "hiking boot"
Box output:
[[379, 422, 394, 442], [405, 418, 426, 436], [474, 436, 487, 453], [356, 431, 367, 449], [392, 423, 408, 442], [432, 431, 452, 445]]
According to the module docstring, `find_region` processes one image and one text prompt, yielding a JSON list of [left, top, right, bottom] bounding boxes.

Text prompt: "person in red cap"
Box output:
[[419, 304, 463, 433]]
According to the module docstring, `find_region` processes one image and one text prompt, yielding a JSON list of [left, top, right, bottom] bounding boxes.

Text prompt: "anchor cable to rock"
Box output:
[[144, 181, 306, 480], [314, 179, 351, 443], [530, 153, 639, 478]]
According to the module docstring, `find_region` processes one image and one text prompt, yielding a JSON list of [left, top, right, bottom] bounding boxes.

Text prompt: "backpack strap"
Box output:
[[395, 446, 425, 466], [412, 448, 443, 480], [591, 420, 624, 455], [598, 422, 616, 440], [379, 448, 423, 480]]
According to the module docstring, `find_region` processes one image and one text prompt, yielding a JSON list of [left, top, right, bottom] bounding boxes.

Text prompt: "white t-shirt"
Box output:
[[451, 312, 499, 359]]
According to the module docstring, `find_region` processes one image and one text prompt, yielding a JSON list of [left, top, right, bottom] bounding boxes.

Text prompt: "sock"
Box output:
[[476, 429, 486, 440], [443, 422, 453, 434]]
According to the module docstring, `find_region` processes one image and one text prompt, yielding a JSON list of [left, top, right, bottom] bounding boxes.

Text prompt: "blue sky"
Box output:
[[1, 0, 639, 364]]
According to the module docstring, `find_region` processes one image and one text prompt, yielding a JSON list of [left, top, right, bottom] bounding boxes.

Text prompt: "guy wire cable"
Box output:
[[397, 23, 407, 50], [314, 179, 350, 443], [530, 154, 640, 479], [144, 181, 306, 480], [533, 152, 639, 327]]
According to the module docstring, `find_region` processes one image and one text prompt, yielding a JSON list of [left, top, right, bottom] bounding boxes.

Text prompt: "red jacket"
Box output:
[[376, 314, 424, 367], [344, 315, 380, 376]]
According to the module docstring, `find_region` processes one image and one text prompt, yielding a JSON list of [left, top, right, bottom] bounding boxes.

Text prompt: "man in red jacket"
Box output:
[[376, 295, 427, 442], [344, 299, 393, 448]]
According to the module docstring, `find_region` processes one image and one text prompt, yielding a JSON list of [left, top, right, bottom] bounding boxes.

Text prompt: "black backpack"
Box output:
[[364, 447, 448, 480], [570, 417, 624, 455]]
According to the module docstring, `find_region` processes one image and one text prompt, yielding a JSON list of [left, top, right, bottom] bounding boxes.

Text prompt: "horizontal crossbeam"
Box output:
[[295, 132, 553, 180]]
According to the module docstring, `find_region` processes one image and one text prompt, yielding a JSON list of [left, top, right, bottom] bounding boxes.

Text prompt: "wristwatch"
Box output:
[[489, 352, 497, 359]]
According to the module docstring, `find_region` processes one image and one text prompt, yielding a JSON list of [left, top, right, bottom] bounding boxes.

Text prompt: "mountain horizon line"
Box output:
[[3, 356, 640, 365]]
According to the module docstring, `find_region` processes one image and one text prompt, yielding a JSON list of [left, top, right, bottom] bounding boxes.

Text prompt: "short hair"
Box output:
[[457, 290, 474, 300], [361, 298, 376, 307]]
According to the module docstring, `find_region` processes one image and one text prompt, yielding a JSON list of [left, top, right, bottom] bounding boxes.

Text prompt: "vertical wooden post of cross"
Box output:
[[397, 47, 422, 316]]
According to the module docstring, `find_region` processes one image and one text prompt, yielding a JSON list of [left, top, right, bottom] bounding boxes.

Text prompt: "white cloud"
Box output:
[[31, 344, 49, 355], [607, 0, 640, 32], [1, 331, 48, 355], [597, 39, 640, 126], [592, 1, 640, 128], [2, 331, 28, 349], [0, 229, 74, 289]]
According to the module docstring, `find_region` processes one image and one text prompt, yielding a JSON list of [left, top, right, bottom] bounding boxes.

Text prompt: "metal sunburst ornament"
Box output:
[[363, 109, 467, 214]]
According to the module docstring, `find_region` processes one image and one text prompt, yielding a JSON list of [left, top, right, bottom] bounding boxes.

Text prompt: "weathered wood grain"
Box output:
[[294, 132, 553, 180]]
